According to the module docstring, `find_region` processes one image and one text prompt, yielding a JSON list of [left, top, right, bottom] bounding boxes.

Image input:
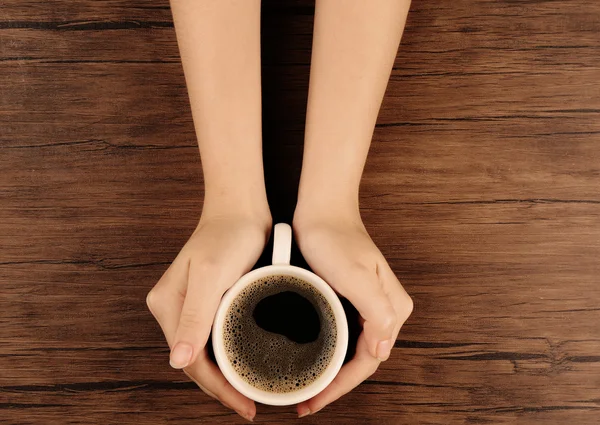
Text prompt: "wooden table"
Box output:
[[1, 1, 599, 424]]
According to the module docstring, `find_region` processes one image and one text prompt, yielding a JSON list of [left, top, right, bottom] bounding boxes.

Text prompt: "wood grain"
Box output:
[[1, 0, 599, 424]]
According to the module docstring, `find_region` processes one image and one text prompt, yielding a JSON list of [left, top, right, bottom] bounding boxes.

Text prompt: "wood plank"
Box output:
[[1, 0, 599, 424]]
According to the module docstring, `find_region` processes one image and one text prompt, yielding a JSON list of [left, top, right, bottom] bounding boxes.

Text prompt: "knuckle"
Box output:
[[380, 305, 397, 334], [145, 288, 160, 315], [401, 295, 414, 320]]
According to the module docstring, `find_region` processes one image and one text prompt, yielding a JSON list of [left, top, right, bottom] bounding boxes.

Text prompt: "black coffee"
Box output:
[[223, 275, 336, 393]]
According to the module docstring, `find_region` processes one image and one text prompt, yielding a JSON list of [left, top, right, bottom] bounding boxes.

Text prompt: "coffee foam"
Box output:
[[223, 275, 337, 393]]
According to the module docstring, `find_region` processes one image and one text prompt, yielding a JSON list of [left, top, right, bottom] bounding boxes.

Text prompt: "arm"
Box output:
[[146, 1, 269, 421], [173, 0, 268, 220], [293, 0, 413, 416]]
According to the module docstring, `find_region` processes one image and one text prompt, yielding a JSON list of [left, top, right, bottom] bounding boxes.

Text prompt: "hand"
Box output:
[[292, 209, 413, 417], [146, 211, 272, 422]]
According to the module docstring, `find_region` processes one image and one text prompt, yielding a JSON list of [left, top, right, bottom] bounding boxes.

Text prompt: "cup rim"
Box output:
[[212, 265, 349, 406]]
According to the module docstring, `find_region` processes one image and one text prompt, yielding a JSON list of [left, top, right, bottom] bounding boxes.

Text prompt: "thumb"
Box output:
[[319, 262, 397, 362], [169, 261, 225, 369]]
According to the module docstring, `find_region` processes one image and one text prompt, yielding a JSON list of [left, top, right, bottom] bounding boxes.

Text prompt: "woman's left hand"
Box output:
[[292, 210, 413, 417]]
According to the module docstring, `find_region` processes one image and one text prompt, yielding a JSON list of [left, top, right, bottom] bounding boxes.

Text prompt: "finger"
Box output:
[[317, 261, 397, 361], [147, 262, 249, 414], [185, 349, 256, 422], [147, 264, 218, 402], [183, 370, 219, 400], [146, 259, 189, 348], [378, 262, 414, 342], [170, 259, 229, 369], [296, 333, 379, 417]]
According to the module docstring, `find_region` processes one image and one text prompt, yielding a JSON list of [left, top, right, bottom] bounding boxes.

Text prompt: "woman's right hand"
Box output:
[[146, 210, 272, 422]]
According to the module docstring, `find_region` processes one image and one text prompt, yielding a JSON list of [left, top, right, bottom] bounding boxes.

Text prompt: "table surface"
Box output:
[[1, 1, 599, 424]]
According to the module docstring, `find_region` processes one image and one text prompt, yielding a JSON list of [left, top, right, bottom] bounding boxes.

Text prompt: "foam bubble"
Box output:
[[222, 275, 337, 393]]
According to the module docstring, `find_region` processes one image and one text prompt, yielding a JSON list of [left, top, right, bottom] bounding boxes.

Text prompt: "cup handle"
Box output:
[[271, 223, 292, 266]]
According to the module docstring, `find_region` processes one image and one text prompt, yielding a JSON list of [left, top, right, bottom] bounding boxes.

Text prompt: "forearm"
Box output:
[[171, 0, 268, 219], [296, 0, 411, 219]]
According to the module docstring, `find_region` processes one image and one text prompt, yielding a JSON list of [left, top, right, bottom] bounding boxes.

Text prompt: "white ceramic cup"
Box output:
[[211, 223, 349, 406]]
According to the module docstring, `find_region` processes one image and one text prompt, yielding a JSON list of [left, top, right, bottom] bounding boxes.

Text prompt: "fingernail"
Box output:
[[376, 339, 392, 361], [236, 410, 254, 422], [298, 406, 311, 418], [170, 343, 193, 369]]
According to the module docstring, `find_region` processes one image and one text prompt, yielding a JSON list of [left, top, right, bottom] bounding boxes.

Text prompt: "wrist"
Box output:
[[295, 158, 363, 216], [201, 184, 272, 229], [293, 188, 362, 231]]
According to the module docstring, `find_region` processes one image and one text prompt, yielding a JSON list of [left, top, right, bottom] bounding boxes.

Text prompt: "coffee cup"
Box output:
[[211, 223, 348, 406]]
